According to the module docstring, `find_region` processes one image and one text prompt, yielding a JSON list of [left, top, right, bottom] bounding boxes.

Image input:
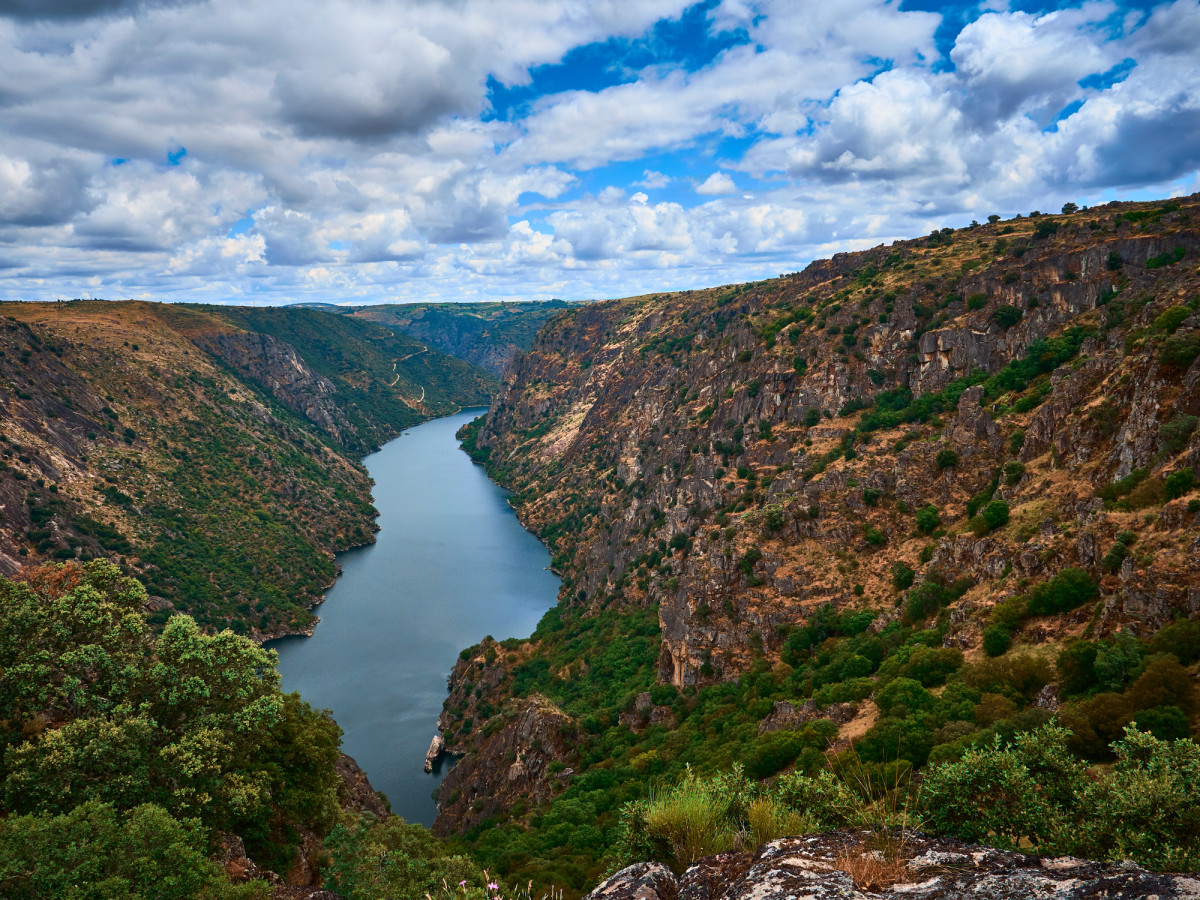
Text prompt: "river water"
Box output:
[[267, 408, 559, 826]]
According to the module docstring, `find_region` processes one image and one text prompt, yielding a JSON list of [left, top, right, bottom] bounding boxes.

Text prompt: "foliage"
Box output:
[[915, 504, 940, 534], [0, 562, 343, 878], [0, 801, 267, 900], [323, 814, 488, 900], [935, 449, 959, 469], [923, 725, 1200, 871]]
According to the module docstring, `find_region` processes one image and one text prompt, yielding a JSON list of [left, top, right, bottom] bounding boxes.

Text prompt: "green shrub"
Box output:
[[1161, 333, 1200, 370], [1151, 619, 1200, 665], [966, 293, 987, 311], [863, 524, 886, 546], [936, 449, 959, 469], [915, 504, 940, 534], [1165, 469, 1195, 501], [1160, 415, 1198, 455], [919, 725, 1085, 850], [0, 801, 265, 900], [993, 306, 1023, 329], [1154, 306, 1190, 334], [892, 562, 915, 592], [1025, 567, 1099, 616], [982, 625, 1012, 657], [1003, 461, 1025, 485], [983, 499, 1010, 528], [324, 815, 487, 900]]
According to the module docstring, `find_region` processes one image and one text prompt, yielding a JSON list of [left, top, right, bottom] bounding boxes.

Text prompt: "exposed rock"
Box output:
[[335, 753, 390, 820], [434, 693, 577, 836], [220, 834, 281, 886], [584, 862, 679, 900], [425, 733, 445, 772], [587, 832, 1200, 900]]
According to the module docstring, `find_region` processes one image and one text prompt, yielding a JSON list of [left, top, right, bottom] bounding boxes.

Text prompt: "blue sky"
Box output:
[[0, 0, 1197, 304]]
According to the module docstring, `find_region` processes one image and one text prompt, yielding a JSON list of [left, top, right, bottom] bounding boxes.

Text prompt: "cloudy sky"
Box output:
[[1, 0, 1197, 305]]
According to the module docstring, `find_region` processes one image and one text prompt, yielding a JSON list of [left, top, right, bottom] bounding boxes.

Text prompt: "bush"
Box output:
[[0, 801, 265, 900], [919, 725, 1085, 850], [1151, 619, 1200, 665], [915, 504, 940, 534], [936, 449, 959, 469], [1003, 461, 1025, 486], [891, 563, 915, 592], [993, 306, 1023, 329], [1025, 568, 1099, 616], [875, 677, 935, 718], [979, 499, 1010, 531], [1165, 469, 1195, 501], [324, 815, 487, 900], [1161, 333, 1200, 370], [1160, 415, 1198, 455], [1154, 306, 1190, 334], [982, 624, 1013, 657], [966, 293, 987, 311]]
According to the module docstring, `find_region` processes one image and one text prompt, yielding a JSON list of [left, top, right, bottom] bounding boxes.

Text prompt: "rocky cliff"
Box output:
[[436, 196, 1200, 847]]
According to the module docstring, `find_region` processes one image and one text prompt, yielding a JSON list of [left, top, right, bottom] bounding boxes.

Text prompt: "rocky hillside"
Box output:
[[349, 300, 577, 377], [0, 300, 494, 636], [433, 196, 1200, 890]]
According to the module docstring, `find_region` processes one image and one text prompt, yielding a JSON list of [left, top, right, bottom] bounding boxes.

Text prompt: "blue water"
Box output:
[[267, 408, 559, 826]]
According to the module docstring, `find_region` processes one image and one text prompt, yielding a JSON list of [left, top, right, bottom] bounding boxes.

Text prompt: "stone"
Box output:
[[584, 832, 1200, 900]]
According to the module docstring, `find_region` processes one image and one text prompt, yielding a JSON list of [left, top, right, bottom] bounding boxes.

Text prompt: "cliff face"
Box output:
[[0, 300, 493, 635], [193, 330, 362, 449], [437, 197, 1200, 835], [475, 197, 1200, 684]]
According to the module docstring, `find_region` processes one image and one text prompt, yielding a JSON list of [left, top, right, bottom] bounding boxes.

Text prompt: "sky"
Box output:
[[0, 0, 1197, 306]]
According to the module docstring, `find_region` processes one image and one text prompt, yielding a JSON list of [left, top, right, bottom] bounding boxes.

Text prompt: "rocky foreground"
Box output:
[[587, 831, 1200, 900]]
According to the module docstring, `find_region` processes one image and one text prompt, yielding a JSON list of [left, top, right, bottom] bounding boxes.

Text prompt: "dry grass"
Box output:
[[833, 847, 911, 893]]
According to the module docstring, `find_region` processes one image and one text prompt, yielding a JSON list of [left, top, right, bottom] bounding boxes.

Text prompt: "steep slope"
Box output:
[[0, 300, 494, 636], [349, 300, 577, 377], [435, 196, 1200, 889]]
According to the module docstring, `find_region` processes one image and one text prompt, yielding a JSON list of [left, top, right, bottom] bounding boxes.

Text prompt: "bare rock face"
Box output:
[[434, 693, 577, 836], [194, 331, 355, 446], [586, 832, 1200, 900], [335, 753, 390, 820]]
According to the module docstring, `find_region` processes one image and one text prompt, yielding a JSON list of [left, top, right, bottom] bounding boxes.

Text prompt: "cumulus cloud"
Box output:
[[0, 0, 1195, 304], [696, 172, 736, 194]]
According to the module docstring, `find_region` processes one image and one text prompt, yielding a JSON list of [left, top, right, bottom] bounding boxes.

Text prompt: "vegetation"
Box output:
[[0, 562, 344, 894]]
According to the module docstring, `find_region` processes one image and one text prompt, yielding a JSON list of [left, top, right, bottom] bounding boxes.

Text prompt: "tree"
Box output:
[[1061, 202, 1079, 214], [0, 801, 267, 900], [915, 504, 940, 534], [0, 561, 342, 870], [988, 214, 1001, 223]]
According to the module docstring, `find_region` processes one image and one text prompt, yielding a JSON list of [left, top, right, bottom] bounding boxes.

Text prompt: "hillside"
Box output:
[[0, 300, 494, 636], [434, 196, 1200, 890], [348, 300, 577, 377]]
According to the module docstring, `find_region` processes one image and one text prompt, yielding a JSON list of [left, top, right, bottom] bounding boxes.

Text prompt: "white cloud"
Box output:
[[0, 0, 1194, 304], [696, 172, 736, 195]]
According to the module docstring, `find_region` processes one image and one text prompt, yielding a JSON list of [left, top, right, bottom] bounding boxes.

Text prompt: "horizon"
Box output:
[[1, 0, 1197, 306]]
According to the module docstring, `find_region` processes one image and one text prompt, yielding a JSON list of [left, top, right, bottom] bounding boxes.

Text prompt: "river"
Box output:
[[267, 408, 560, 826]]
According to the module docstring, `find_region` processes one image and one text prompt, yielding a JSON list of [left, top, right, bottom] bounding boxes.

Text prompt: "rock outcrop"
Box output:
[[434, 693, 577, 836], [586, 832, 1200, 900]]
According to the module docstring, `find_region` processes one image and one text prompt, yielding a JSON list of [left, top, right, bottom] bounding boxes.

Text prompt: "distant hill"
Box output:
[[349, 300, 579, 377], [0, 300, 495, 636]]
